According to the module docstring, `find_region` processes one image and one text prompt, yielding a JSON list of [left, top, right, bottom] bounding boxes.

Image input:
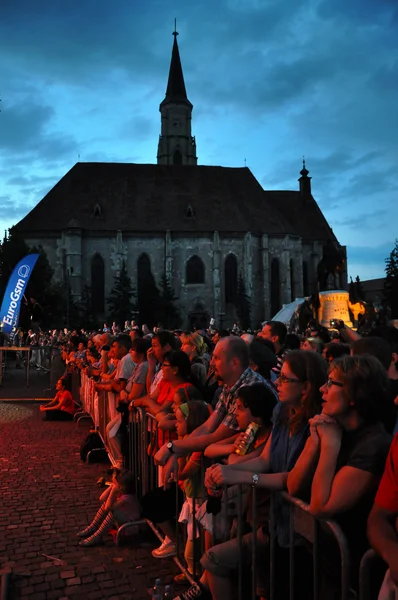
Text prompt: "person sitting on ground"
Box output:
[[77, 468, 141, 547], [154, 337, 279, 480], [40, 374, 75, 420], [287, 354, 392, 590], [176, 350, 327, 600], [367, 434, 398, 598]]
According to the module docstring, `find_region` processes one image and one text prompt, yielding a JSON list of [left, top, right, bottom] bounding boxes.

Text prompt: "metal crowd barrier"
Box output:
[[75, 373, 364, 599]]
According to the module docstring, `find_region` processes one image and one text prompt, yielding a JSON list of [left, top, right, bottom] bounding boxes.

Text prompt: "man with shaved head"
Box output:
[[155, 336, 278, 466]]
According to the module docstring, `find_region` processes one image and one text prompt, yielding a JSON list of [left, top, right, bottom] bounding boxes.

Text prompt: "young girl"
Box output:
[[141, 401, 210, 574], [77, 468, 141, 546], [40, 375, 75, 420]]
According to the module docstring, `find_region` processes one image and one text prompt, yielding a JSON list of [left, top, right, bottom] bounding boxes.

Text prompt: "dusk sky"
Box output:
[[1, 0, 397, 281]]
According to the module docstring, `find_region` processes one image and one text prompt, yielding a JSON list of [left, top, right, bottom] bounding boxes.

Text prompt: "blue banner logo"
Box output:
[[0, 253, 40, 334]]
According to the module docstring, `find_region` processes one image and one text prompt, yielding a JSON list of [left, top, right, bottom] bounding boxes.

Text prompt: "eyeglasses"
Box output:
[[277, 373, 301, 384], [327, 378, 344, 388]]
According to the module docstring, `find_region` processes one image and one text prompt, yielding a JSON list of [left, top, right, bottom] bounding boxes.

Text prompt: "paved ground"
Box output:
[[0, 401, 178, 600]]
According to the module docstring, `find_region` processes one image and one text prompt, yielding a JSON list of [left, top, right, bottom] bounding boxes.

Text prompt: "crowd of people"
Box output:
[[32, 318, 398, 600]]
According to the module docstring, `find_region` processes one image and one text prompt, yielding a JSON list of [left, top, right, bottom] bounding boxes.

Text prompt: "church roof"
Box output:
[[160, 33, 192, 108], [16, 162, 299, 235]]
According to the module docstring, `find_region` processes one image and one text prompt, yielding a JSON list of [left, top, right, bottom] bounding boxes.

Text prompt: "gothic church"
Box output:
[[15, 30, 347, 329]]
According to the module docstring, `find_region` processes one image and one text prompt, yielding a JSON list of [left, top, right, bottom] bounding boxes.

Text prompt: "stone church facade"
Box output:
[[15, 30, 347, 329]]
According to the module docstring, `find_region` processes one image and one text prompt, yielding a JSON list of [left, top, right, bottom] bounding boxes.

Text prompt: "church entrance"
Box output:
[[188, 302, 209, 331]]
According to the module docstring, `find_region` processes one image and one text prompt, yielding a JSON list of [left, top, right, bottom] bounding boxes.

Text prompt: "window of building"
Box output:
[[225, 253, 238, 303], [303, 261, 309, 296], [270, 258, 281, 317], [173, 149, 182, 165], [290, 258, 295, 302], [186, 255, 205, 284], [91, 254, 105, 313], [93, 204, 102, 218], [186, 205, 194, 218]]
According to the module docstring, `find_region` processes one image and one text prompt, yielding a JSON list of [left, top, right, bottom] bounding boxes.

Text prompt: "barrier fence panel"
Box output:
[[74, 375, 357, 600]]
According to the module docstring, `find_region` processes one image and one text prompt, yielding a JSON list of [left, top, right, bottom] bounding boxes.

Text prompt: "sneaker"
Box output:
[[173, 584, 209, 600], [151, 537, 176, 558]]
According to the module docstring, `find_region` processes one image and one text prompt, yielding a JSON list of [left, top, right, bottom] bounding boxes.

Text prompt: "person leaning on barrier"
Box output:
[[257, 320, 287, 376], [154, 337, 278, 475], [176, 350, 327, 600], [145, 330, 178, 396], [95, 335, 134, 394], [367, 434, 398, 598], [287, 354, 392, 589], [118, 337, 151, 404]]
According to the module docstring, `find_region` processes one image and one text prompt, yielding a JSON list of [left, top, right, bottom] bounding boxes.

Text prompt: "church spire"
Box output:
[[157, 24, 197, 166], [298, 157, 312, 196], [161, 20, 192, 108]]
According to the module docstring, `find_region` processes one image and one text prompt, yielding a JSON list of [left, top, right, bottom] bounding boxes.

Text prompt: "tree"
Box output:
[[158, 274, 182, 329], [385, 240, 398, 317], [107, 261, 135, 328], [235, 273, 251, 330], [137, 268, 162, 328], [78, 285, 98, 330]]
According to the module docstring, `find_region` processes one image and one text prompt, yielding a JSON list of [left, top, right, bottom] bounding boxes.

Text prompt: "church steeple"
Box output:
[[157, 23, 197, 165], [298, 158, 312, 196]]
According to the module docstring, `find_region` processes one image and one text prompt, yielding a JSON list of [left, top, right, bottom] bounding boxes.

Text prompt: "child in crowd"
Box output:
[[77, 468, 141, 546]]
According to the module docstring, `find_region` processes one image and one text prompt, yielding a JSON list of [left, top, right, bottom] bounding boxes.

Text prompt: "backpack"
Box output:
[[80, 431, 105, 462]]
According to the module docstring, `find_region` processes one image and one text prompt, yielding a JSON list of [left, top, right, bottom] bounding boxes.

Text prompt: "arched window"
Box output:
[[137, 253, 152, 294], [225, 254, 238, 303], [302, 261, 309, 296], [270, 258, 281, 317], [186, 255, 205, 284], [173, 149, 182, 165], [290, 258, 295, 302], [91, 254, 105, 313]]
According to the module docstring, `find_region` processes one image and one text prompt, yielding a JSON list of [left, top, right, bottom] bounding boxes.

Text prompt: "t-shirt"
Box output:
[[59, 390, 75, 415], [125, 361, 148, 394], [375, 433, 398, 513], [115, 353, 135, 381], [150, 367, 163, 395], [214, 367, 279, 431], [333, 422, 392, 566]]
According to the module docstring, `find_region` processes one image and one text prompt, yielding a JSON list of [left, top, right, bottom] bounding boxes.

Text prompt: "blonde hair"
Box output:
[[180, 332, 207, 356]]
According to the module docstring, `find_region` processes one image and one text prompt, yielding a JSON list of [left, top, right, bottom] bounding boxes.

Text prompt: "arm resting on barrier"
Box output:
[[287, 436, 320, 497], [368, 505, 398, 585], [206, 464, 288, 490], [204, 434, 238, 459]]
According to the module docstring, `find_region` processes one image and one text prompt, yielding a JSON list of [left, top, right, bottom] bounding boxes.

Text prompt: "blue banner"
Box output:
[[0, 253, 40, 334]]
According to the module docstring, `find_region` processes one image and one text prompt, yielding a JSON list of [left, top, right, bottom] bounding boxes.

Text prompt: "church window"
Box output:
[[91, 254, 105, 313], [93, 204, 102, 218], [137, 253, 152, 290], [225, 254, 238, 304], [303, 261, 309, 296], [270, 258, 281, 317], [186, 205, 194, 218], [186, 255, 205, 284], [290, 259, 295, 302], [173, 149, 182, 165]]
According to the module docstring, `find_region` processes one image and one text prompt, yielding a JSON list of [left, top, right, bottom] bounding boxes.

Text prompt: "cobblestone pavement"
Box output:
[[0, 402, 177, 600]]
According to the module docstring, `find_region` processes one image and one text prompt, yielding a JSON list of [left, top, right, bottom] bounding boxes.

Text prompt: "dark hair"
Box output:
[[185, 400, 209, 435], [153, 330, 178, 350], [283, 350, 327, 434], [117, 470, 137, 495], [324, 342, 350, 362], [223, 336, 250, 369], [131, 337, 151, 357], [351, 337, 392, 371], [60, 373, 72, 392], [174, 385, 203, 403], [331, 354, 390, 424], [163, 350, 192, 381], [87, 348, 101, 360], [284, 333, 301, 351], [248, 338, 277, 379], [369, 326, 398, 354], [114, 334, 132, 352], [268, 321, 287, 345], [236, 384, 276, 427]]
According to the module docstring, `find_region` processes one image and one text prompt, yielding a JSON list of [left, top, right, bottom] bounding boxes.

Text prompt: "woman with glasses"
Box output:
[[287, 354, 392, 592], [177, 351, 327, 600]]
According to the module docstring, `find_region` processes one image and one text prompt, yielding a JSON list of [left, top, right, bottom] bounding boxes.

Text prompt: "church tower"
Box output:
[[157, 25, 197, 165]]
